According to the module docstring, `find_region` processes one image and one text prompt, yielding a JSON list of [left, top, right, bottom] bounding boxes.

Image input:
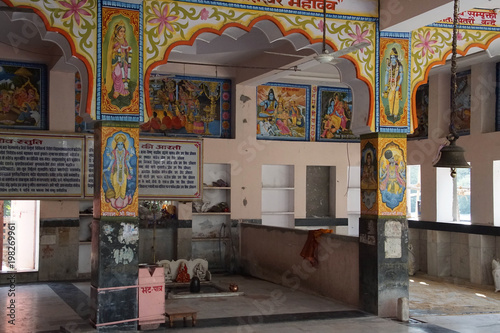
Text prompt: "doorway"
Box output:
[[1, 200, 39, 272]]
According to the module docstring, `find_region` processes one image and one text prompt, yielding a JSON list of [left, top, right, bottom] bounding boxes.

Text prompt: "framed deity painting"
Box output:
[[143, 75, 231, 138], [97, 1, 143, 122], [408, 83, 429, 139], [453, 70, 471, 136], [256, 83, 310, 141], [316, 86, 358, 141], [99, 126, 139, 217], [0, 61, 47, 130], [379, 35, 410, 132]]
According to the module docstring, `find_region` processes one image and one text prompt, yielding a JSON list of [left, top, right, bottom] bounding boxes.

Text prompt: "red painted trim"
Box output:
[[410, 34, 500, 132], [4, 2, 94, 115], [144, 16, 371, 119]]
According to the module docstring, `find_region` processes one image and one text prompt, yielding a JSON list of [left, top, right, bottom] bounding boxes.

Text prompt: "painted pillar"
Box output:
[[90, 1, 143, 329], [91, 122, 140, 330], [359, 133, 408, 317]]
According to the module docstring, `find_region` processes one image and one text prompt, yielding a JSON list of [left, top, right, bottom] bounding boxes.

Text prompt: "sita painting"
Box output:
[[101, 128, 139, 216], [256, 83, 310, 141], [0, 61, 47, 130], [143, 75, 231, 138], [379, 37, 409, 129], [316, 87, 357, 141], [98, 3, 142, 121]]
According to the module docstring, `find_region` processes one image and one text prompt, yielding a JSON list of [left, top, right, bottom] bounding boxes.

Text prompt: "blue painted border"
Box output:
[[378, 33, 411, 134], [0, 61, 48, 130], [429, 23, 500, 32], [496, 62, 500, 132], [375, 21, 380, 132], [406, 32, 412, 134], [380, 31, 411, 39], [316, 86, 359, 142], [96, 0, 143, 122], [256, 82, 311, 141]]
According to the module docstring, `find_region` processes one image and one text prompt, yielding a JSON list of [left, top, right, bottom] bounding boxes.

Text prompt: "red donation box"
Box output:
[[138, 265, 165, 328]]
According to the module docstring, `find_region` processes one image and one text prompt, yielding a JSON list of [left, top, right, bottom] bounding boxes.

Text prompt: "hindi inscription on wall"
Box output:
[[85, 137, 203, 200], [138, 138, 203, 200], [0, 133, 84, 198]]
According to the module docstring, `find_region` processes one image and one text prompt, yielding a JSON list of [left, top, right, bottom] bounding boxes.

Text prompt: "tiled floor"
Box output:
[[1, 273, 500, 333]]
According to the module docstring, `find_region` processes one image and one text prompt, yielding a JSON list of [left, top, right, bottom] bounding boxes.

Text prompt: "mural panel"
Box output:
[[360, 140, 378, 215], [143, 75, 231, 138], [257, 83, 310, 141], [100, 127, 139, 217], [378, 138, 406, 216], [98, 2, 143, 122], [0, 61, 47, 130], [408, 83, 429, 139], [316, 87, 358, 141], [453, 70, 471, 136], [379, 37, 410, 130]]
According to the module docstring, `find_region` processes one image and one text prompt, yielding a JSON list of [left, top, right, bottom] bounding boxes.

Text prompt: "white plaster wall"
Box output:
[[240, 223, 359, 306], [203, 84, 360, 221], [40, 200, 79, 219], [408, 62, 500, 226], [49, 71, 76, 132]]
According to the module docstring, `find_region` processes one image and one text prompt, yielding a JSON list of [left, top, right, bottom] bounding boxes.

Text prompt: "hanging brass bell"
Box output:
[[433, 139, 470, 169]]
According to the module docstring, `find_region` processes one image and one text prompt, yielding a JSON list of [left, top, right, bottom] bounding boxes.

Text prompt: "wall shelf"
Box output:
[[262, 211, 295, 215], [192, 163, 232, 271], [262, 165, 295, 228]]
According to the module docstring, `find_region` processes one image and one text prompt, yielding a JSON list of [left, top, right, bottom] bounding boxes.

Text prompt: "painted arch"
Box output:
[[410, 23, 500, 132], [2, 0, 378, 124], [143, 1, 378, 120]]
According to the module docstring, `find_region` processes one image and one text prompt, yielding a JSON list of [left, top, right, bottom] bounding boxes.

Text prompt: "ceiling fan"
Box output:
[[266, 0, 369, 65]]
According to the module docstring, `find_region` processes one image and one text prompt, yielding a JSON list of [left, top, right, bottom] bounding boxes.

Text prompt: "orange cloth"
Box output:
[[300, 229, 333, 266]]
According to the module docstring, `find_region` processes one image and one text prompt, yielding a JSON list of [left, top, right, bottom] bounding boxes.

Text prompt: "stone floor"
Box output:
[[0, 273, 499, 332]]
